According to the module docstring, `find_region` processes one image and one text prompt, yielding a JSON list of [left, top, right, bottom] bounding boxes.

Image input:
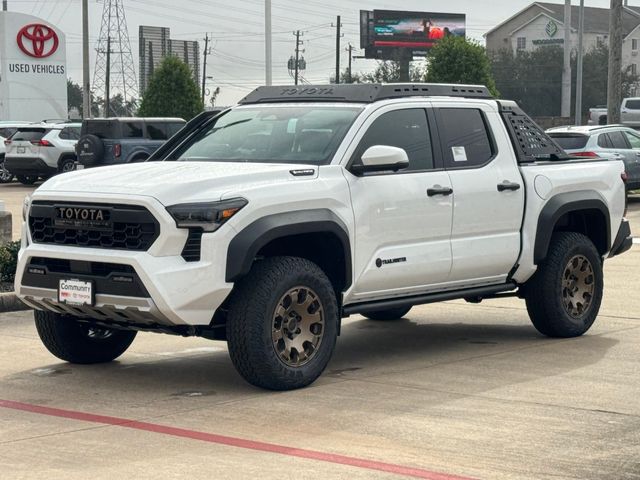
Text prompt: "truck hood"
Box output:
[[36, 161, 317, 205]]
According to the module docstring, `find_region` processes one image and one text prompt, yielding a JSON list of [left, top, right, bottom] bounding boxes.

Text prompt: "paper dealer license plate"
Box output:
[[58, 279, 93, 306]]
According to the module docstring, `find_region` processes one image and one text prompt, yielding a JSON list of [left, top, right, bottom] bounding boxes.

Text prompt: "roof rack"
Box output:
[[238, 83, 493, 105]]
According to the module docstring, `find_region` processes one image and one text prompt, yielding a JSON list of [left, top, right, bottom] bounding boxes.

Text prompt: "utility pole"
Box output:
[[82, 0, 90, 118], [575, 0, 585, 125], [608, 0, 623, 124], [2, 1, 7, 11], [201, 34, 209, 104], [265, 0, 272, 86], [294, 30, 301, 86], [105, 36, 111, 117], [561, 0, 572, 118], [346, 43, 354, 83], [334, 15, 341, 84]]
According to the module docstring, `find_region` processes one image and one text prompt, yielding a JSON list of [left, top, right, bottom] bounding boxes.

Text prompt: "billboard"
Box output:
[[361, 10, 466, 59], [0, 12, 67, 121]]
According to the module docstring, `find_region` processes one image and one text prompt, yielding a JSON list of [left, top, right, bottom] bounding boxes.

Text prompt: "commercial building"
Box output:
[[139, 26, 200, 95], [485, 2, 640, 75], [0, 12, 67, 121]]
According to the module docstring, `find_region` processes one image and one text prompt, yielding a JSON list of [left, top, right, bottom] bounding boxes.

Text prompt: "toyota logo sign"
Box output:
[[17, 23, 59, 59]]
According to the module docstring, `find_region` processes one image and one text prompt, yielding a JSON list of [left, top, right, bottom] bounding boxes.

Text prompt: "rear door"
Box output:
[[621, 130, 640, 186], [435, 103, 525, 284], [58, 126, 81, 153]]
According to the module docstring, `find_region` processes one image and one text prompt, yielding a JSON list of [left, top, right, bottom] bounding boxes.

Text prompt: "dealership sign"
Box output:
[[0, 12, 67, 121]]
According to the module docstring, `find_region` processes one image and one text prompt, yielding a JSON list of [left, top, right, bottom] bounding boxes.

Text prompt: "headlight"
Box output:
[[166, 198, 247, 232], [22, 195, 32, 221]]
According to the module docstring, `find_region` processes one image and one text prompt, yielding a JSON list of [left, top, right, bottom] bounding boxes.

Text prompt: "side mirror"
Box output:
[[350, 145, 409, 175]]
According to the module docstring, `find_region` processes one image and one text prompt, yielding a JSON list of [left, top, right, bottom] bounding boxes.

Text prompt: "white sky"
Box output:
[[6, 0, 620, 106]]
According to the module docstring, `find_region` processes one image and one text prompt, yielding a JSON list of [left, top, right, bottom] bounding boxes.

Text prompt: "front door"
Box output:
[[344, 106, 453, 302]]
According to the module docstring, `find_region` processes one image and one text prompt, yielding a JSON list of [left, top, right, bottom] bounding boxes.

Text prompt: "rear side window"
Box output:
[[0, 127, 17, 138], [12, 128, 48, 141], [597, 134, 612, 148], [122, 121, 144, 138], [167, 122, 184, 137], [59, 126, 81, 140], [548, 134, 589, 150], [439, 108, 493, 168], [608, 130, 629, 149], [625, 99, 640, 110], [353, 109, 434, 171], [85, 121, 118, 139], [146, 122, 168, 140]]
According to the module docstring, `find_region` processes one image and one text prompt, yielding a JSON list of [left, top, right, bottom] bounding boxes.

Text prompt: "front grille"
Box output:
[[29, 201, 159, 251], [24, 257, 150, 298]]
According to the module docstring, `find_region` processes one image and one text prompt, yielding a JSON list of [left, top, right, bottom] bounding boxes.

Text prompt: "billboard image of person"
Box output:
[[373, 10, 465, 52]]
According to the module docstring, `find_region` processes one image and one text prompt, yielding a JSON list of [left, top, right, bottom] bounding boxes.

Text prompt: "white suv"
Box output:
[[5, 123, 81, 185], [0, 122, 32, 183]]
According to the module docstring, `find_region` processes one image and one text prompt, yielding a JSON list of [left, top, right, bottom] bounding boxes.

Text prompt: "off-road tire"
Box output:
[[16, 175, 37, 185], [34, 310, 137, 364], [226, 256, 338, 390], [362, 306, 411, 321], [524, 232, 603, 338]]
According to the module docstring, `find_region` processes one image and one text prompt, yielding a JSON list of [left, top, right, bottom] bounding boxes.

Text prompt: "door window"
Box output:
[[353, 109, 434, 171], [439, 108, 494, 168], [122, 121, 144, 138], [146, 122, 168, 140], [625, 99, 640, 110], [607, 130, 630, 149], [623, 131, 640, 149], [167, 122, 184, 137], [597, 134, 613, 148], [59, 127, 81, 140]]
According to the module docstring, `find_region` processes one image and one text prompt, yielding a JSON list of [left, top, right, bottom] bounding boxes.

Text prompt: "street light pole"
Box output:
[[82, 0, 91, 118], [265, 0, 272, 86], [575, 0, 585, 125]]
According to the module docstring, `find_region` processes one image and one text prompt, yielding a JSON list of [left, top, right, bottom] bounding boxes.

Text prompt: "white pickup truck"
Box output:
[[15, 84, 632, 390], [588, 98, 640, 126]]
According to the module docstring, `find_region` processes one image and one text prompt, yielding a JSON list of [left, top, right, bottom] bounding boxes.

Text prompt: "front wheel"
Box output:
[[34, 310, 137, 363], [0, 157, 14, 183], [226, 256, 338, 390], [16, 175, 37, 185], [523, 232, 603, 338]]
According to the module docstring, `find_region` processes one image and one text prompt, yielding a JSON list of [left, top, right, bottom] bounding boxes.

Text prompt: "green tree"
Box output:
[[425, 36, 499, 97], [138, 56, 203, 120], [67, 79, 83, 115]]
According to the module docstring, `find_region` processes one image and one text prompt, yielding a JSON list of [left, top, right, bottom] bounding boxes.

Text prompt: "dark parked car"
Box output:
[[76, 117, 185, 168]]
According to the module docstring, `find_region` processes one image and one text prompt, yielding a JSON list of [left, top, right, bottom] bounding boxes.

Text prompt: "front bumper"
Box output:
[[15, 194, 236, 327], [5, 157, 56, 176], [609, 219, 633, 258]]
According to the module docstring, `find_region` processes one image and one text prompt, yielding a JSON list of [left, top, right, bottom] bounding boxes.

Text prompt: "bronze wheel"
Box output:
[[561, 255, 595, 319]]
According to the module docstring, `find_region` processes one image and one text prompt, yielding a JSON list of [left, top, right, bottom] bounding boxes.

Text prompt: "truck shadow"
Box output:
[[7, 311, 619, 405]]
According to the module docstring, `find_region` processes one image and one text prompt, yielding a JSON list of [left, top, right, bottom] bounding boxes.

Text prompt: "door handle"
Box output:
[[497, 181, 521, 192], [427, 185, 453, 197]]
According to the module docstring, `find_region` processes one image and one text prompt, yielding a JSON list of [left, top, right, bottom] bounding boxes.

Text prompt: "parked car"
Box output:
[[16, 84, 630, 390], [0, 122, 34, 183], [588, 98, 640, 126], [547, 124, 640, 190], [4, 122, 81, 185], [75, 117, 185, 169]]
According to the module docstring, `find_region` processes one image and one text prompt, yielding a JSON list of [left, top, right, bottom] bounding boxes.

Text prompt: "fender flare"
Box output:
[[534, 190, 611, 264], [225, 209, 352, 289], [126, 150, 150, 163]]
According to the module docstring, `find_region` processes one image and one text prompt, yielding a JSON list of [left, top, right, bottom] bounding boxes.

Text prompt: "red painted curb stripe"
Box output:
[[1, 399, 474, 480]]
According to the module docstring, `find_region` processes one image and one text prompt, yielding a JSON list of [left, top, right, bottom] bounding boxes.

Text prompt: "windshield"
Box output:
[[548, 133, 589, 150], [169, 105, 362, 165]]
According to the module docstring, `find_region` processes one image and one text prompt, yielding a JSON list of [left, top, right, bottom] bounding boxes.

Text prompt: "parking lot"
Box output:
[[1, 182, 640, 480]]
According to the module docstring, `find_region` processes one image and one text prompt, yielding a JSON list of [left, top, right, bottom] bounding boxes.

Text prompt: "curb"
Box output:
[[0, 292, 30, 313]]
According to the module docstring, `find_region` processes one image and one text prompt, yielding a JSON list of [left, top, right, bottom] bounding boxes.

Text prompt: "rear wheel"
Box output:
[[362, 306, 411, 321], [524, 232, 603, 338], [34, 310, 137, 364], [16, 175, 37, 185], [226, 256, 338, 390], [0, 156, 13, 183], [59, 158, 76, 173]]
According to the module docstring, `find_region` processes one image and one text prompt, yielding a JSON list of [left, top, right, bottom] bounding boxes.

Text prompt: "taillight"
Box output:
[[32, 139, 52, 147], [114, 143, 121, 158], [622, 171, 628, 184], [4, 140, 11, 146], [572, 151, 599, 157], [622, 171, 628, 216]]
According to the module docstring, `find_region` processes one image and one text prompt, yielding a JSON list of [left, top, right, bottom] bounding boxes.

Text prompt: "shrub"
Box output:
[[0, 241, 20, 283]]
